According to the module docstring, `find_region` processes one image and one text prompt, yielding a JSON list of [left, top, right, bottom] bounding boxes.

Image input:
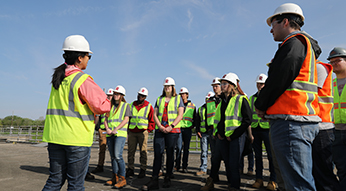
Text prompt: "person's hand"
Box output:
[[217, 133, 224, 140], [164, 126, 172, 134], [255, 108, 266, 120], [249, 135, 254, 144], [226, 136, 231, 142], [197, 132, 202, 138], [106, 128, 112, 135], [112, 129, 117, 135]]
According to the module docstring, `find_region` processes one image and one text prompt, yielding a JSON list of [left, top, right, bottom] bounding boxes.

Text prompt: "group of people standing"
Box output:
[[40, 2, 346, 191]]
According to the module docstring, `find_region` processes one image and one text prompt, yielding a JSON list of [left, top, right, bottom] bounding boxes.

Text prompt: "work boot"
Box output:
[[201, 177, 214, 191], [213, 175, 220, 183], [85, 172, 95, 181], [252, 179, 264, 188], [162, 176, 171, 188], [158, 171, 163, 177], [142, 176, 159, 191], [126, 168, 134, 177], [113, 175, 126, 189], [196, 170, 206, 176], [138, 169, 146, 179], [246, 170, 254, 176], [91, 165, 103, 173], [182, 168, 188, 173], [266, 181, 278, 191], [105, 173, 118, 186], [228, 185, 240, 191]]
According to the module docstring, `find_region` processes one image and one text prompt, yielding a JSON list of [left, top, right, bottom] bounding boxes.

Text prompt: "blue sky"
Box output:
[[1, 0, 345, 120]]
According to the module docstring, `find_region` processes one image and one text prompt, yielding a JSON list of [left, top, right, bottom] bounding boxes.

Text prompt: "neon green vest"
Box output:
[[198, 106, 207, 133], [99, 114, 106, 129], [181, 102, 196, 128], [213, 95, 245, 137], [129, 102, 151, 130], [333, 79, 346, 124], [249, 95, 269, 129], [107, 102, 129, 138], [43, 72, 95, 147], [206, 99, 216, 126], [156, 95, 182, 129]]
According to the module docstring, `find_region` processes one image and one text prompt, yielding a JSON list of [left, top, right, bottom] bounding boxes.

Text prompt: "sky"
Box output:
[[1, 0, 346, 120]]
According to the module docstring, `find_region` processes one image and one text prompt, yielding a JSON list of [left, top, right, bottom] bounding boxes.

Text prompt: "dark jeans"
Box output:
[[152, 130, 179, 177], [42, 143, 90, 191], [175, 128, 192, 169], [252, 128, 276, 181], [209, 130, 222, 180], [240, 147, 254, 172], [313, 128, 341, 191], [332, 129, 346, 190]]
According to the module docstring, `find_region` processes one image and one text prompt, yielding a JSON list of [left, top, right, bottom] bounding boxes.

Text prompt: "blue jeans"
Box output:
[[152, 131, 179, 177], [199, 132, 210, 172], [332, 129, 346, 189], [239, 147, 254, 172], [313, 128, 341, 191], [42, 143, 90, 191], [270, 119, 319, 191], [252, 128, 276, 181], [175, 128, 192, 169], [107, 136, 126, 177]]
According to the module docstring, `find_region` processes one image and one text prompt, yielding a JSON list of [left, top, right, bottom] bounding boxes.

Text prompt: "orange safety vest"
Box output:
[[266, 33, 319, 116], [317, 62, 333, 123]]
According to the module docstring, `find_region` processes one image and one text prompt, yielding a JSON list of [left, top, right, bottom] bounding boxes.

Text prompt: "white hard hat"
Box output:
[[179, 87, 189, 94], [266, 3, 304, 26], [256, 73, 268, 83], [163, 77, 175, 86], [106, 88, 114, 95], [206, 91, 215, 99], [211, 77, 221, 85], [138, 87, 148, 96], [220, 72, 239, 87], [62, 35, 93, 54], [114, 85, 126, 96]]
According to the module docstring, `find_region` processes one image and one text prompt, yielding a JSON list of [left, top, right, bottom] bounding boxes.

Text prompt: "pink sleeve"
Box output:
[[78, 77, 111, 114]]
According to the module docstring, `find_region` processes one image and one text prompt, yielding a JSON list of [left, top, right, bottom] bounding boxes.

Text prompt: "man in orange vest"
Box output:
[[255, 3, 321, 190]]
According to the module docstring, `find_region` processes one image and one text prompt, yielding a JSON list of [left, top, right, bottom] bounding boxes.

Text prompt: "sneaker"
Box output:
[[182, 168, 188, 173], [85, 172, 95, 181], [126, 168, 134, 177], [201, 177, 214, 191], [246, 170, 254, 176], [196, 171, 207, 176], [252, 179, 264, 188], [142, 177, 159, 191], [158, 171, 163, 177], [138, 169, 146, 179], [162, 176, 171, 188], [266, 181, 278, 191], [91, 165, 103, 173]]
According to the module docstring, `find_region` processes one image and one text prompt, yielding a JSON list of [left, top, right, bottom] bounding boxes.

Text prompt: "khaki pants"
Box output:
[[98, 128, 107, 166], [127, 130, 148, 170]]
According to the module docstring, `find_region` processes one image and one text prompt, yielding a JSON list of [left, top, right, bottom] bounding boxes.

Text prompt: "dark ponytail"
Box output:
[[51, 51, 87, 89]]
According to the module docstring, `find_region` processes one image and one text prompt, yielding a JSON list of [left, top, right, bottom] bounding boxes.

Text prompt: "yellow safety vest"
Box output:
[[249, 95, 269, 129], [198, 106, 207, 133], [181, 102, 196, 128], [107, 102, 129, 138], [156, 95, 182, 129], [43, 72, 95, 147], [213, 94, 245, 137], [129, 102, 151, 130], [333, 79, 346, 124], [206, 99, 216, 126]]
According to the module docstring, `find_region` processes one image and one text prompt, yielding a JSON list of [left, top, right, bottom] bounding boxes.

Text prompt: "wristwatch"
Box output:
[[171, 124, 175, 128]]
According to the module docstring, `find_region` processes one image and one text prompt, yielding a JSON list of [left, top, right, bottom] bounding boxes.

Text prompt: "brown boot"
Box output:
[[201, 177, 214, 191], [252, 179, 263, 188], [105, 173, 118, 186], [266, 181, 278, 191], [113, 175, 126, 189]]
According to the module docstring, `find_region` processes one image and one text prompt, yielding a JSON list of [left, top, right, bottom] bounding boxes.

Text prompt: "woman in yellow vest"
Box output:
[[104, 85, 131, 189], [201, 72, 252, 191], [42, 35, 111, 190], [142, 77, 184, 190]]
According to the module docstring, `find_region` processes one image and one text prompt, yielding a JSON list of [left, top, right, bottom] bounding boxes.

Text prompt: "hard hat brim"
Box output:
[[266, 12, 305, 27]]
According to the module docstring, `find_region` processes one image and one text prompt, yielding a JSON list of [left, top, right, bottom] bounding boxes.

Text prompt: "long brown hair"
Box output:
[[160, 85, 177, 97], [229, 81, 245, 97], [107, 94, 126, 118]]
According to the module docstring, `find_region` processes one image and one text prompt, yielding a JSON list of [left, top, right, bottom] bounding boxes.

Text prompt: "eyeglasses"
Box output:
[[87, 55, 92, 60], [329, 59, 343, 65], [271, 20, 281, 27], [220, 82, 229, 86]]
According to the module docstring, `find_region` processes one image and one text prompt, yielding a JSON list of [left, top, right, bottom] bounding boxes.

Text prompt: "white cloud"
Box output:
[[185, 61, 214, 80], [187, 9, 193, 31]]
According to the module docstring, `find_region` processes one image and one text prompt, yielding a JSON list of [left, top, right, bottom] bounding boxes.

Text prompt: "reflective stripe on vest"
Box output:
[[100, 114, 106, 129], [107, 102, 128, 137], [206, 99, 216, 125], [333, 78, 346, 124], [43, 72, 94, 147], [317, 62, 334, 123], [249, 95, 269, 129], [266, 33, 319, 117], [156, 95, 181, 129], [213, 95, 244, 137], [198, 106, 206, 133], [129, 102, 151, 129], [181, 102, 196, 128]]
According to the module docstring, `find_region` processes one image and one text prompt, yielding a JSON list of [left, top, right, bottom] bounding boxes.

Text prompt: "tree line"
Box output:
[[0, 115, 45, 127]]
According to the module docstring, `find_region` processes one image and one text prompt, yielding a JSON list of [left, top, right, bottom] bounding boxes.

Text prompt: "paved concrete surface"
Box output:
[[0, 142, 273, 191]]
